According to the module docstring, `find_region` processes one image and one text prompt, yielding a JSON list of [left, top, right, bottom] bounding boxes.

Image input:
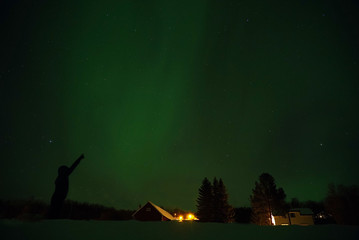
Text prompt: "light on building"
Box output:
[[271, 214, 276, 225]]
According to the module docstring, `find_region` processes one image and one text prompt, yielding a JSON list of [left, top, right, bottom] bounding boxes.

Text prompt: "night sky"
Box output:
[[1, 0, 359, 211]]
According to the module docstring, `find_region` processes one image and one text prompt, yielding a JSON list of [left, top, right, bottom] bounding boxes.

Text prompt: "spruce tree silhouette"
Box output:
[[48, 154, 84, 219]]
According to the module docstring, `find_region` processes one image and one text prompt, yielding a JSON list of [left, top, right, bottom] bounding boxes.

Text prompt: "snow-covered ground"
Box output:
[[1, 220, 358, 240]]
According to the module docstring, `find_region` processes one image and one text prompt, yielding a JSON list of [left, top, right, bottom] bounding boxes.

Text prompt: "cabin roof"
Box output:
[[273, 208, 313, 216], [132, 201, 174, 220], [290, 208, 313, 215], [148, 201, 174, 220]]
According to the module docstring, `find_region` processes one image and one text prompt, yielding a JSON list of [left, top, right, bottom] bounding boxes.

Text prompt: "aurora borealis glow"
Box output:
[[1, 0, 359, 211]]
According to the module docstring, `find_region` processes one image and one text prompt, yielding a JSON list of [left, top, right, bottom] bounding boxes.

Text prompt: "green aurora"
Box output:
[[1, 0, 359, 210]]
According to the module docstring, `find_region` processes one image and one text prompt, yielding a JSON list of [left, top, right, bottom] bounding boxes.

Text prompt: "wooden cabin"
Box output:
[[132, 201, 174, 221], [273, 208, 314, 226]]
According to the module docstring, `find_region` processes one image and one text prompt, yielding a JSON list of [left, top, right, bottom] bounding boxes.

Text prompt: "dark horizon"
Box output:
[[1, 0, 359, 211]]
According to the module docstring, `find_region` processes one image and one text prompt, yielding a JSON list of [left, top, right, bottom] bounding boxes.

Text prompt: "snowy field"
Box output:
[[1, 220, 359, 240]]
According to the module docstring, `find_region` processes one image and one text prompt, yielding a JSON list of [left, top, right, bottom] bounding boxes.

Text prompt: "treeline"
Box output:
[[325, 184, 359, 225], [0, 199, 134, 221], [196, 173, 359, 225], [164, 207, 192, 217]]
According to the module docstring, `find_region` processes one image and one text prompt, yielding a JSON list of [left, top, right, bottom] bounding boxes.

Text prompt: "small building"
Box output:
[[273, 208, 314, 226], [132, 201, 174, 221]]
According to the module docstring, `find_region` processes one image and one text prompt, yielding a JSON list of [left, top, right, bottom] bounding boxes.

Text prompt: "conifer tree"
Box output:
[[212, 177, 220, 221], [196, 177, 213, 222], [250, 173, 287, 225], [214, 178, 234, 223]]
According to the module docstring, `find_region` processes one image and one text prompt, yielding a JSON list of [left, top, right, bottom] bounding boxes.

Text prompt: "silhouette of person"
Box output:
[[48, 154, 84, 219]]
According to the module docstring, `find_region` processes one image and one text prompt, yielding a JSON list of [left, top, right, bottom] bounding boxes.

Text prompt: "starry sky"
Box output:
[[1, 0, 359, 211]]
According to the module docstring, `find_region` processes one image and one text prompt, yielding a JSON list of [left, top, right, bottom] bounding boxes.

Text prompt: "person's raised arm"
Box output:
[[68, 154, 84, 175]]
